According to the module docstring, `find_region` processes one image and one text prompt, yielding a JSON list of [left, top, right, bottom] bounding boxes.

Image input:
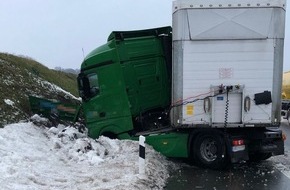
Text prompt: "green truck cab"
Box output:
[[77, 27, 188, 157]]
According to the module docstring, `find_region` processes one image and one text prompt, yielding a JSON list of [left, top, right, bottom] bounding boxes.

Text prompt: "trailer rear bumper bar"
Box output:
[[229, 128, 284, 163]]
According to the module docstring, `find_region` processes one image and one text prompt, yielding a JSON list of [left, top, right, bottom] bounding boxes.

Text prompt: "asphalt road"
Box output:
[[165, 120, 290, 190]]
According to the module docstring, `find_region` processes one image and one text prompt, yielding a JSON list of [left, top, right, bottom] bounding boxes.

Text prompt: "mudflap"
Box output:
[[261, 128, 285, 156], [230, 148, 249, 163], [225, 137, 249, 164], [272, 138, 285, 156]]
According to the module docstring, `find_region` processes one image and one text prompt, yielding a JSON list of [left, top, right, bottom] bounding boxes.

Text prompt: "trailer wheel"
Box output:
[[193, 133, 228, 169]]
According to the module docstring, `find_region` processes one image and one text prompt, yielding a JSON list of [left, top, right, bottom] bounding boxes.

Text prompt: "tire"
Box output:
[[248, 153, 272, 162], [193, 133, 228, 169]]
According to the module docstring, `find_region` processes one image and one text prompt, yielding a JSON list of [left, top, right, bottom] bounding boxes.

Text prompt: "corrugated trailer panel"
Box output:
[[181, 40, 274, 125], [171, 0, 286, 127]]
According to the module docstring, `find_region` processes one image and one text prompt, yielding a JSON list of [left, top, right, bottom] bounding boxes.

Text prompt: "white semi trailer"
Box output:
[[172, 0, 286, 127], [73, 0, 286, 169], [170, 0, 286, 166]]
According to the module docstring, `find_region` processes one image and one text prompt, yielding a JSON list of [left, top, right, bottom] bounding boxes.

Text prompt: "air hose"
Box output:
[[224, 87, 231, 129]]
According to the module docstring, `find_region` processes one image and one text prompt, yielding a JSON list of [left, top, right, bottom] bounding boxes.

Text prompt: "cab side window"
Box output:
[[88, 73, 100, 96], [78, 73, 100, 101]]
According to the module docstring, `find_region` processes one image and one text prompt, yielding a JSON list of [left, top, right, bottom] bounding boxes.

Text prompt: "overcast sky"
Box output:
[[0, 1, 289, 71]]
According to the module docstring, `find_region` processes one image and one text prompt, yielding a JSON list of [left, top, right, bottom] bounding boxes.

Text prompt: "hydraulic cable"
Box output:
[[168, 91, 226, 114]]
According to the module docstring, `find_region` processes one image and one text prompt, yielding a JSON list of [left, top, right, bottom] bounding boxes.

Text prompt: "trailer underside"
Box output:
[[134, 125, 284, 169]]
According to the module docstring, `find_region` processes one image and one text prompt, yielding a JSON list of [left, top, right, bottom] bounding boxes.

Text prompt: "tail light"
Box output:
[[232, 139, 245, 146], [232, 139, 245, 152]]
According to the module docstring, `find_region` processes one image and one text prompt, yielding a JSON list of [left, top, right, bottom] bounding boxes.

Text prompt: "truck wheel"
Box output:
[[193, 133, 228, 169]]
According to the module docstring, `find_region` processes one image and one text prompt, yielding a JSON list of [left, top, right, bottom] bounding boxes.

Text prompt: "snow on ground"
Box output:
[[271, 151, 290, 179], [34, 77, 80, 101], [0, 115, 176, 190], [4, 99, 15, 106]]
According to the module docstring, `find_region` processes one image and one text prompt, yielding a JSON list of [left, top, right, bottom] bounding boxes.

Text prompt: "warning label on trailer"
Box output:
[[186, 105, 194, 115]]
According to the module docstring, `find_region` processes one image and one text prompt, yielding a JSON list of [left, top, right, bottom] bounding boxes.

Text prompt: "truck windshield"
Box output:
[[78, 73, 100, 101]]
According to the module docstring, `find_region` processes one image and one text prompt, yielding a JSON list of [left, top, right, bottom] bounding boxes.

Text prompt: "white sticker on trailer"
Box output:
[[219, 68, 233, 79]]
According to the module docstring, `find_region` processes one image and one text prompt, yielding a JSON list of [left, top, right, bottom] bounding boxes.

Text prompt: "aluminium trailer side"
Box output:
[[169, 0, 286, 167], [171, 0, 286, 128]]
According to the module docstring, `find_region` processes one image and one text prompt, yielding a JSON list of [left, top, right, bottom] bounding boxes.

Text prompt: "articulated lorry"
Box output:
[[32, 0, 286, 169], [76, 0, 286, 169]]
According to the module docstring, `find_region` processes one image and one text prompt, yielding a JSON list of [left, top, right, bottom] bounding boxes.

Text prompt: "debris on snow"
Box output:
[[4, 99, 14, 106]]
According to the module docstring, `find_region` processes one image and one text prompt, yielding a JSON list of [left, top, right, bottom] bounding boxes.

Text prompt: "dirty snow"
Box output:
[[0, 115, 176, 190], [34, 78, 80, 101], [271, 151, 290, 180]]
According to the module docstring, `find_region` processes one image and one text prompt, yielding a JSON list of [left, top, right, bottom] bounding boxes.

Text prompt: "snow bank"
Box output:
[[0, 116, 176, 190]]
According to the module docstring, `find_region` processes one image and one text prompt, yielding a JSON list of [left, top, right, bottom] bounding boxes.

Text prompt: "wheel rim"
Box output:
[[200, 137, 218, 162]]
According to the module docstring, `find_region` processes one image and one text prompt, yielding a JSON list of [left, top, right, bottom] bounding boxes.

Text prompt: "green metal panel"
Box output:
[[82, 42, 116, 70], [117, 29, 171, 116], [122, 57, 170, 116], [81, 62, 134, 138], [28, 96, 79, 122], [87, 117, 132, 139], [117, 36, 163, 62], [139, 132, 189, 158]]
